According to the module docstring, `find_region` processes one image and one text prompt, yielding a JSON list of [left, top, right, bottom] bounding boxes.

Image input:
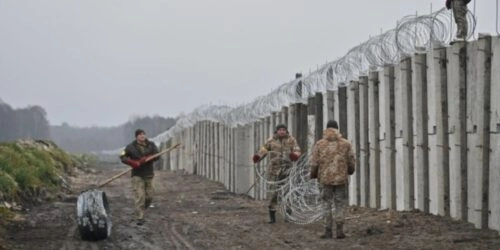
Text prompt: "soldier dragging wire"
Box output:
[[252, 124, 301, 224]]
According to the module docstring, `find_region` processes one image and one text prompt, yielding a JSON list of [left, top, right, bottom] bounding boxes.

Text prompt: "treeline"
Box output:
[[0, 100, 51, 141], [50, 116, 176, 153], [0, 98, 176, 153]]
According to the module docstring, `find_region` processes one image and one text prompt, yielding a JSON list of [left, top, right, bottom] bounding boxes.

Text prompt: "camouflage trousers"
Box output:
[[267, 174, 281, 211], [321, 184, 347, 229], [452, 0, 468, 38], [132, 176, 154, 220]]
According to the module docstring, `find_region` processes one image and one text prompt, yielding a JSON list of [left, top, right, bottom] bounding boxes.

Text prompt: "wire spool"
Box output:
[[76, 189, 112, 241]]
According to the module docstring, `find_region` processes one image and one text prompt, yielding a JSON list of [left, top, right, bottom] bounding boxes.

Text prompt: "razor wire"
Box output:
[[103, 8, 477, 224], [147, 7, 476, 143]]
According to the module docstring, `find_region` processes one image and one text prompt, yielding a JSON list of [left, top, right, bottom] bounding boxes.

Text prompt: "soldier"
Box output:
[[446, 0, 471, 41], [310, 120, 355, 239], [252, 124, 301, 224], [120, 129, 160, 225]]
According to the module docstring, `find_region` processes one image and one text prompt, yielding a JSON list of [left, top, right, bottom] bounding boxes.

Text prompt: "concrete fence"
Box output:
[[159, 35, 500, 231]]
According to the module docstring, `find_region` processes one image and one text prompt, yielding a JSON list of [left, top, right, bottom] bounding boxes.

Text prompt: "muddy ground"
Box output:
[[2, 164, 500, 250]]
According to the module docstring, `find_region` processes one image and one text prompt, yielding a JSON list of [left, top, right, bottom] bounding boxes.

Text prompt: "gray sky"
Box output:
[[0, 0, 497, 127]]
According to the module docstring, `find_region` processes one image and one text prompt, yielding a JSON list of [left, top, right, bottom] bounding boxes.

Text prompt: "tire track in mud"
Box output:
[[152, 172, 195, 250], [170, 222, 195, 250], [163, 220, 183, 249]]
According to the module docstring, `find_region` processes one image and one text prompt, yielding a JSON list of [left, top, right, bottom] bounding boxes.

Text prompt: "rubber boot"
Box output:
[[336, 223, 346, 239], [320, 227, 332, 239], [268, 210, 276, 224]]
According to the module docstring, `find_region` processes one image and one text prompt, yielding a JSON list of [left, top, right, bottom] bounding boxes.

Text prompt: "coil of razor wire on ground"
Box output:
[[125, 8, 477, 224]]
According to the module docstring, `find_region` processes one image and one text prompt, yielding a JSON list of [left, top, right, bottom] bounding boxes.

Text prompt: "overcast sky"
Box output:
[[0, 0, 497, 127]]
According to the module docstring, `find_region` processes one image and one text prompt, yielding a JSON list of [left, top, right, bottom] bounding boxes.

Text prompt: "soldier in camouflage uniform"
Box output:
[[446, 0, 471, 41], [253, 124, 301, 224], [310, 121, 355, 239], [120, 129, 159, 226]]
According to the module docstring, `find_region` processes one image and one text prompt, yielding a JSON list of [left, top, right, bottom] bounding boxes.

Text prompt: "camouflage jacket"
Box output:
[[120, 139, 159, 178], [258, 134, 301, 176], [310, 128, 355, 186]]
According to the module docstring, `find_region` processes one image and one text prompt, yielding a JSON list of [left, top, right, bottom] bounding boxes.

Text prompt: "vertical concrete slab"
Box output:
[[196, 122, 202, 175], [347, 81, 360, 205], [208, 122, 213, 180], [325, 90, 335, 128], [447, 41, 468, 220], [245, 124, 255, 198], [489, 36, 500, 231], [235, 126, 244, 193], [308, 96, 316, 152], [281, 107, 289, 128], [394, 62, 406, 210], [413, 53, 430, 213], [383, 66, 397, 209], [253, 121, 261, 200], [231, 127, 237, 192], [378, 70, 388, 209], [296, 103, 309, 153], [218, 123, 223, 182], [272, 112, 278, 132], [429, 46, 450, 216], [212, 122, 217, 181], [401, 57, 415, 211], [288, 104, 297, 136], [265, 116, 272, 172], [369, 71, 381, 208], [339, 87, 348, 137], [359, 76, 370, 207], [260, 118, 267, 200], [467, 36, 492, 229], [307, 113, 316, 160], [315, 93, 324, 143], [334, 90, 341, 124], [184, 129, 189, 171], [200, 121, 205, 177]]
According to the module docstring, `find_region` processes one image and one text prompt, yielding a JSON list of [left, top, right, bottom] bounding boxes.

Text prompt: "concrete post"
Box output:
[[359, 76, 370, 207], [307, 96, 317, 157], [339, 86, 348, 139], [447, 42, 468, 220], [231, 127, 237, 192], [347, 81, 360, 205], [315, 92, 324, 143], [295, 103, 309, 153], [428, 46, 450, 216], [398, 58, 415, 211], [368, 71, 381, 208], [466, 36, 492, 229], [413, 52, 430, 213], [325, 90, 335, 128], [281, 107, 289, 128], [488, 36, 500, 231], [260, 118, 267, 200]]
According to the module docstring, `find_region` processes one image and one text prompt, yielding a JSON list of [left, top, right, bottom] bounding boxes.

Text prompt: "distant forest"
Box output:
[[0, 98, 176, 153], [51, 116, 176, 153], [0, 99, 51, 141]]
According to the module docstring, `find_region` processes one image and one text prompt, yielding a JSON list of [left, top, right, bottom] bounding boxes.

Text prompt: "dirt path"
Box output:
[[2, 165, 500, 250]]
